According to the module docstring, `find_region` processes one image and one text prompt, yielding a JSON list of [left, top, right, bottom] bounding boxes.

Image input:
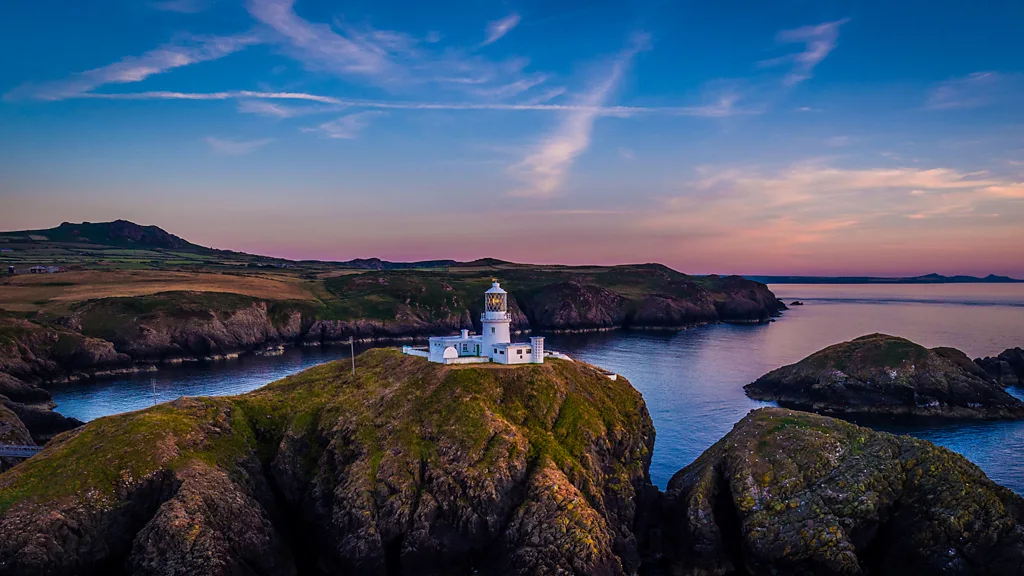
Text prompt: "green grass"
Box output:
[[0, 348, 654, 521]]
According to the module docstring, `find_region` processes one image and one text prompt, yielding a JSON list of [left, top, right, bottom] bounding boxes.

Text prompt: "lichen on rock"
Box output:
[[652, 407, 1024, 576]]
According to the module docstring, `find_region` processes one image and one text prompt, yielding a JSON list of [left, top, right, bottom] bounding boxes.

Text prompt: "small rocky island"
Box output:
[[1, 349, 1023, 575], [745, 334, 1024, 419], [651, 408, 1024, 575]]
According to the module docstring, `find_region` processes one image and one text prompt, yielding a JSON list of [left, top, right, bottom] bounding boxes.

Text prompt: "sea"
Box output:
[[49, 283, 1024, 493]]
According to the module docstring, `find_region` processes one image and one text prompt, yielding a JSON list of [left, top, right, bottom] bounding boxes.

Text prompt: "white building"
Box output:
[[403, 281, 547, 365]]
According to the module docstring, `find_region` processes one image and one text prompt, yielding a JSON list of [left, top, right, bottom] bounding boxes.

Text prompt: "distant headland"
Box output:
[[746, 273, 1023, 284]]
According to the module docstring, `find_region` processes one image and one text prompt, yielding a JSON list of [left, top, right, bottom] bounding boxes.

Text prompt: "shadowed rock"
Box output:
[[652, 407, 1024, 576], [0, 403, 34, 473], [976, 348, 1024, 387], [745, 334, 1024, 419]]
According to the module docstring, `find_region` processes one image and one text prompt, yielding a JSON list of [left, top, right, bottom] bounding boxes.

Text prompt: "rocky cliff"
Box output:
[[646, 407, 1024, 575], [0, 404, 33, 474], [745, 334, 1024, 419], [976, 347, 1024, 387], [0, 314, 129, 383], [0, 349, 655, 576], [2, 354, 1022, 575], [0, 266, 785, 383]]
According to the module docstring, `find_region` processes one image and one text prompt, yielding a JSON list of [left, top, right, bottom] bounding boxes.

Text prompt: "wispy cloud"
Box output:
[[636, 162, 1024, 271], [482, 13, 521, 46], [509, 33, 650, 197], [6, 35, 257, 101], [246, 0, 393, 77], [149, 0, 209, 13], [236, 99, 340, 118], [245, 0, 544, 98], [760, 19, 849, 86], [205, 136, 274, 155], [302, 111, 383, 139], [79, 88, 757, 117], [927, 72, 1003, 109]]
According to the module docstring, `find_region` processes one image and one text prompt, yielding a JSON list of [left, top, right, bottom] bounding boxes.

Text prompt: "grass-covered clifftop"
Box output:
[[745, 333, 1024, 419], [0, 349, 655, 575], [0, 261, 785, 380]]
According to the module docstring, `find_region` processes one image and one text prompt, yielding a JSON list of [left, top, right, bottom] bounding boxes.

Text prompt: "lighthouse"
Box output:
[[481, 280, 512, 355], [402, 280, 555, 365]]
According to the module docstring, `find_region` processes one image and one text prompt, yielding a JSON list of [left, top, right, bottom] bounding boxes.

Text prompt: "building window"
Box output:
[[491, 327, 495, 334], [500, 350, 505, 354]]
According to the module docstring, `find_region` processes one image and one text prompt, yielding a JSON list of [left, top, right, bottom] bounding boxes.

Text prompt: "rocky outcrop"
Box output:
[[0, 374, 51, 407], [976, 348, 1024, 387], [518, 282, 630, 330], [0, 403, 34, 473], [708, 275, 787, 323], [0, 315, 129, 382], [0, 396, 82, 444], [745, 334, 1024, 419], [647, 408, 1024, 575], [63, 292, 306, 363], [0, 349, 655, 575]]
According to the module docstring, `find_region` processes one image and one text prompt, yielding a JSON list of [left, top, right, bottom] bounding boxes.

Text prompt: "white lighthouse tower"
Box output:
[[481, 280, 512, 357]]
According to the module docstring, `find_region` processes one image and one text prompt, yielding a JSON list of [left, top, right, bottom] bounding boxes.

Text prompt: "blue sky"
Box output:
[[1, 0, 1022, 275]]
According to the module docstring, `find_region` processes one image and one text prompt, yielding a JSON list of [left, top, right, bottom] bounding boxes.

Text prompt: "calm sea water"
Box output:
[[50, 284, 1024, 493]]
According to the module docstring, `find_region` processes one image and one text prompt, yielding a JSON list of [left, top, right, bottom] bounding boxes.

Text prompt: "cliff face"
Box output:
[[0, 315, 129, 382], [61, 292, 306, 362], [518, 282, 630, 330], [0, 268, 784, 381], [976, 347, 1024, 387], [0, 403, 34, 473], [0, 350, 655, 576], [745, 334, 1024, 419], [648, 407, 1024, 576]]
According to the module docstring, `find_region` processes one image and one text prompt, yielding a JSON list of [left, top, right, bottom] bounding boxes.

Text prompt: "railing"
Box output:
[[0, 445, 42, 458]]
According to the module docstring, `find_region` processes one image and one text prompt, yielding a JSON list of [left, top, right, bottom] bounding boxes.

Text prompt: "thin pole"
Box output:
[[350, 336, 355, 375]]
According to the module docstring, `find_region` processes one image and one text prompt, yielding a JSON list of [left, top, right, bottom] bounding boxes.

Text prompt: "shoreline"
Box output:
[[38, 318, 774, 386]]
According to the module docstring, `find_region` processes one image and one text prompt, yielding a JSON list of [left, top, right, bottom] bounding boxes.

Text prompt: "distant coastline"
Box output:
[[746, 273, 1023, 285]]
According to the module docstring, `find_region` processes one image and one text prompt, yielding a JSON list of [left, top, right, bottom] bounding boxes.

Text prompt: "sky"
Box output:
[[1, 0, 1023, 276]]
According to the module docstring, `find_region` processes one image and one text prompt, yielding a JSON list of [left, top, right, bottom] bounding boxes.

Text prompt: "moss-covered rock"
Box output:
[[745, 334, 1024, 419], [652, 407, 1024, 576], [0, 349, 654, 576]]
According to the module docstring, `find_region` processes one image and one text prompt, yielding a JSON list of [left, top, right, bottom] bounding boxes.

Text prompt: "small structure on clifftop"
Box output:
[[403, 280, 554, 365]]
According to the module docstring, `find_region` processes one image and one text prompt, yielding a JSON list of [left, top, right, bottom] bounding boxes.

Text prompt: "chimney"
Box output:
[[461, 329, 470, 339]]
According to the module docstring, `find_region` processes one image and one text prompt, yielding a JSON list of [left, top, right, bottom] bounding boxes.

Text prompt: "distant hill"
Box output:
[[747, 273, 1023, 284], [1, 220, 207, 251], [0, 220, 455, 271]]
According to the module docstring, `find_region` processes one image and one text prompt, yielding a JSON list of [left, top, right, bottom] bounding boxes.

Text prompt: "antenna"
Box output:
[[350, 336, 355, 375]]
